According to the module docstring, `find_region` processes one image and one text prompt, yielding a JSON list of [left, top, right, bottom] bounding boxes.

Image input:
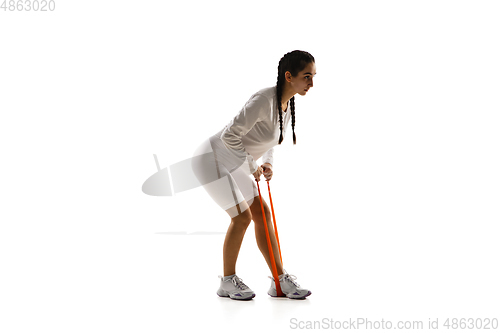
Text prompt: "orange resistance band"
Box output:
[[255, 178, 284, 297], [267, 180, 282, 265]]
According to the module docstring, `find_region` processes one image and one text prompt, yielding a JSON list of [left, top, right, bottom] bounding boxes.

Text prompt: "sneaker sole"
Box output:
[[268, 290, 312, 300], [217, 292, 255, 301]]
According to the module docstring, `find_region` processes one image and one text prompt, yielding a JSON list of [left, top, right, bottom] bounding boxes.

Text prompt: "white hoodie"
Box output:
[[212, 86, 292, 174]]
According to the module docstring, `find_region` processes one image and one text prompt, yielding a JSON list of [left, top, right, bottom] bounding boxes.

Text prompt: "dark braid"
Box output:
[[276, 50, 315, 145], [290, 96, 296, 144], [277, 69, 284, 144]]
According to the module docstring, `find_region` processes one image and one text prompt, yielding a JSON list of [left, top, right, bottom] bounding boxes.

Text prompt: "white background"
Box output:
[[1, 0, 499, 332]]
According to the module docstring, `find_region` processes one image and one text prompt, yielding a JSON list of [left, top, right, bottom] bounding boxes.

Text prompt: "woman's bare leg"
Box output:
[[223, 202, 252, 277], [249, 196, 284, 276]]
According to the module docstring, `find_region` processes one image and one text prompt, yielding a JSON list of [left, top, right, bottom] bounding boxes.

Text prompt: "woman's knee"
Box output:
[[232, 210, 252, 227], [250, 197, 271, 223], [227, 202, 253, 225]]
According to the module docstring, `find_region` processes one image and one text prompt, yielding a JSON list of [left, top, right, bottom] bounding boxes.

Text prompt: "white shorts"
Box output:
[[191, 136, 258, 218]]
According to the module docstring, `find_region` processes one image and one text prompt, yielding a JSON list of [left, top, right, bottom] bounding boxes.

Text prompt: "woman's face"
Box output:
[[288, 62, 316, 96]]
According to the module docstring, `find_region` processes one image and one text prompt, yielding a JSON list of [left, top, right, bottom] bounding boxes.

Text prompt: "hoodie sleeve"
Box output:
[[220, 93, 271, 173], [262, 147, 274, 167]]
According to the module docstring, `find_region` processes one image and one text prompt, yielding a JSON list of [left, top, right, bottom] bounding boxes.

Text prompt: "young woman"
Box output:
[[191, 50, 316, 300]]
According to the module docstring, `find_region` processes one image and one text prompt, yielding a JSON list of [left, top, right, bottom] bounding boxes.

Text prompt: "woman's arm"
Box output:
[[220, 93, 271, 173]]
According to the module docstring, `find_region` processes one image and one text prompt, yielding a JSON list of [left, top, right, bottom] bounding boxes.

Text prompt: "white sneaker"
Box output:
[[267, 269, 311, 299], [217, 274, 256, 300]]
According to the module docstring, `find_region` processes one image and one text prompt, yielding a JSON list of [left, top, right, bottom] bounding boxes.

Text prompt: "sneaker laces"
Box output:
[[284, 274, 300, 288], [218, 275, 250, 290], [231, 276, 249, 290], [268, 269, 300, 288]]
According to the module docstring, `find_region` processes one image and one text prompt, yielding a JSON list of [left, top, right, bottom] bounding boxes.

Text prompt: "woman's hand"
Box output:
[[261, 163, 273, 181], [252, 165, 263, 181]]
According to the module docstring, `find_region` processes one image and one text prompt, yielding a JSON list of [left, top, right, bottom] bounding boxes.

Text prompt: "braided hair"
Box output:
[[277, 50, 315, 145]]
